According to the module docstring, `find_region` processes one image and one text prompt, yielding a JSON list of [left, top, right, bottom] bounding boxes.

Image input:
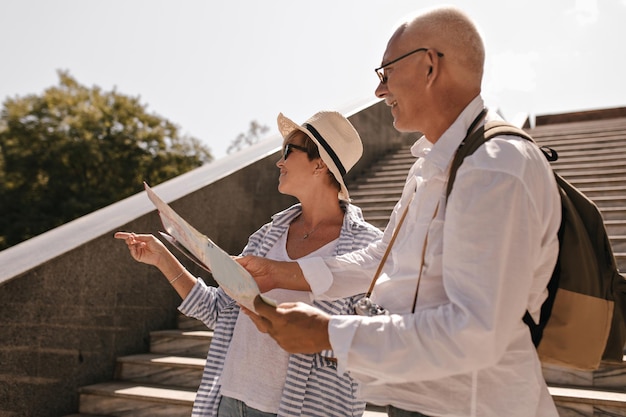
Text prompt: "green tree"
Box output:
[[0, 70, 212, 250], [227, 120, 270, 154]]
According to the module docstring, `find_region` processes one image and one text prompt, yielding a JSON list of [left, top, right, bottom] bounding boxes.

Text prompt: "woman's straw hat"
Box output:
[[277, 111, 363, 201]]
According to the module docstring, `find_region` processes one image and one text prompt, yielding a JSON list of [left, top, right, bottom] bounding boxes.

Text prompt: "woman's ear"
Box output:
[[315, 159, 327, 171]]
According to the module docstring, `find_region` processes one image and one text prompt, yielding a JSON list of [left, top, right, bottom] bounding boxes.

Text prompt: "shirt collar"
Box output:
[[410, 95, 486, 174]]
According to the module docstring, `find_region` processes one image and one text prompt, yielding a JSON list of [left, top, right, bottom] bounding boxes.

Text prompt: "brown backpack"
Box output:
[[446, 121, 626, 370]]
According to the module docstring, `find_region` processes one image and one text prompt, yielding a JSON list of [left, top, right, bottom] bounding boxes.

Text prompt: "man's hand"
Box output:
[[236, 255, 278, 293], [241, 296, 332, 354], [237, 255, 310, 293]]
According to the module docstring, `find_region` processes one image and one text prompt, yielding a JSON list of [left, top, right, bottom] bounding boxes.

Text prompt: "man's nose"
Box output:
[[375, 81, 388, 99]]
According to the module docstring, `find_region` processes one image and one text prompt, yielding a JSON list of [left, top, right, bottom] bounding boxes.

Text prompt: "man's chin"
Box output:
[[392, 119, 411, 133], [392, 114, 421, 133]]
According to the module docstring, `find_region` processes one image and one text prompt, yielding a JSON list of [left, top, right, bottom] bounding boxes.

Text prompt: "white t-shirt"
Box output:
[[219, 230, 337, 413]]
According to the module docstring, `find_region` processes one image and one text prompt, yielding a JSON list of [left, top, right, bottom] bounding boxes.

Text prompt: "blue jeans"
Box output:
[[217, 396, 277, 417], [387, 405, 430, 417]]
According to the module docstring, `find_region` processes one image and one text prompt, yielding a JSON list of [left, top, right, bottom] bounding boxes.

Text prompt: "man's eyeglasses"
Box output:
[[375, 47, 444, 84], [282, 143, 309, 160]]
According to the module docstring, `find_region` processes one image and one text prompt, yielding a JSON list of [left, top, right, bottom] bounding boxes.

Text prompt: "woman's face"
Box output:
[[276, 131, 317, 197]]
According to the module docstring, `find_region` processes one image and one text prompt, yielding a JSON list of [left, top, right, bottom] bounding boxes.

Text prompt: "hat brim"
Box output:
[[277, 113, 351, 201]]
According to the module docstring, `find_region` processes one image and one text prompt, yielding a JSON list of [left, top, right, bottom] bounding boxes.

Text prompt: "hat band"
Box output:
[[304, 123, 346, 177]]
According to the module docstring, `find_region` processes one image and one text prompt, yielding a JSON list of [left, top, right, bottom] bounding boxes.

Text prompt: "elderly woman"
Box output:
[[115, 110, 382, 417]]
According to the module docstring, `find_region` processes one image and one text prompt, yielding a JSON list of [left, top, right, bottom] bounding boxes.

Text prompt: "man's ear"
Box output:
[[426, 49, 442, 83]]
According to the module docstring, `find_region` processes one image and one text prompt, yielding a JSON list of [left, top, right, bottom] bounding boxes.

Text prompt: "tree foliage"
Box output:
[[227, 120, 270, 154], [0, 70, 212, 250]]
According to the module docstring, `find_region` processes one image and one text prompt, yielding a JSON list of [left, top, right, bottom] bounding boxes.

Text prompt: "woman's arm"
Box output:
[[114, 232, 196, 299]]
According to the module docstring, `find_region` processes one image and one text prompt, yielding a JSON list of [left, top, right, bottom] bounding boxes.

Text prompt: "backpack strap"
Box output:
[[446, 121, 536, 201]]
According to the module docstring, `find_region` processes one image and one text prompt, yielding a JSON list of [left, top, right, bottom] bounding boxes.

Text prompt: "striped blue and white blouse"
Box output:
[[178, 202, 383, 417]]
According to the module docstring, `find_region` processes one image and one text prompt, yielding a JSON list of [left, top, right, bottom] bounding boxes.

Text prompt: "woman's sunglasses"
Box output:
[[282, 143, 309, 160]]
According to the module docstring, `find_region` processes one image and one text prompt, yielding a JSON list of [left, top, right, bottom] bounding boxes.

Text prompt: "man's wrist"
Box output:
[[274, 261, 310, 291], [320, 314, 332, 351]]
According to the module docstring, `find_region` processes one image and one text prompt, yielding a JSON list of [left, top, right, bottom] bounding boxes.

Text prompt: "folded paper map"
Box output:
[[144, 182, 275, 312]]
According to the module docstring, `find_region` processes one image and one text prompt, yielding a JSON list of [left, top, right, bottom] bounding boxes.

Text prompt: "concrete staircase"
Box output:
[[350, 117, 626, 273], [66, 115, 626, 416], [66, 314, 386, 417], [65, 315, 209, 416]]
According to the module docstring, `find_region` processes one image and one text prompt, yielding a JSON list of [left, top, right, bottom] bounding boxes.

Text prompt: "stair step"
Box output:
[[150, 329, 213, 358], [550, 146, 626, 159], [565, 177, 626, 186], [75, 384, 626, 417], [116, 353, 205, 388], [552, 152, 626, 163], [362, 208, 395, 218], [75, 381, 390, 417], [592, 196, 626, 208], [372, 166, 415, 174], [611, 236, 626, 252], [363, 211, 392, 218], [533, 122, 626, 136], [177, 314, 209, 331], [578, 188, 626, 199], [78, 382, 194, 417], [606, 221, 626, 235], [351, 196, 399, 206], [538, 135, 626, 148], [601, 207, 626, 221], [550, 386, 626, 416], [355, 175, 411, 185], [556, 167, 626, 180], [351, 184, 405, 193], [565, 173, 626, 185], [543, 357, 626, 392], [551, 144, 626, 157], [364, 404, 388, 416]]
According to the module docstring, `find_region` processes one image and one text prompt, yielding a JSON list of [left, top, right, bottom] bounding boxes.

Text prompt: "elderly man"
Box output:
[[239, 6, 561, 417]]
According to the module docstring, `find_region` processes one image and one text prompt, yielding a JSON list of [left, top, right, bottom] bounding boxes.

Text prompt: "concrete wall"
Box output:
[[0, 99, 412, 417]]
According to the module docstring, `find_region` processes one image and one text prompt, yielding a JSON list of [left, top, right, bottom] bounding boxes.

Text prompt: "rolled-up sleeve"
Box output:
[[298, 238, 387, 301], [297, 257, 334, 296]]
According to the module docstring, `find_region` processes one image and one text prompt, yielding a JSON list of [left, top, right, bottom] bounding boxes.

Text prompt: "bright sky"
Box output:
[[1, 0, 625, 159]]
